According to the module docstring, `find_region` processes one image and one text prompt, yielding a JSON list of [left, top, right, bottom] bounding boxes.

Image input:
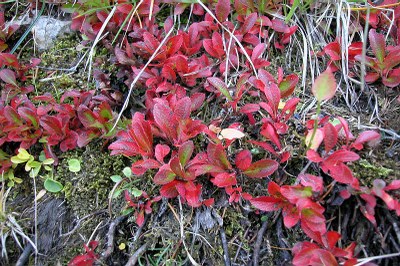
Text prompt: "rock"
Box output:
[[32, 17, 72, 50]]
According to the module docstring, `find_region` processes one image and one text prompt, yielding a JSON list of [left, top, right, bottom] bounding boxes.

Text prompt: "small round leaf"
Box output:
[[68, 159, 81, 173], [44, 178, 63, 193]]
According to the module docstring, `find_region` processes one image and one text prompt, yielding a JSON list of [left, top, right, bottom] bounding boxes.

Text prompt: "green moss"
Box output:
[[56, 141, 126, 217], [352, 159, 394, 186], [34, 34, 97, 97]]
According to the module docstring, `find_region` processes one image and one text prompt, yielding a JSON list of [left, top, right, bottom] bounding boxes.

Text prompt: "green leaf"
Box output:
[[311, 69, 337, 102], [285, 0, 300, 23], [44, 178, 63, 193], [42, 158, 54, 165], [11, 148, 32, 164], [39, 152, 46, 162], [122, 208, 134, 215], [122, 167, 132, 178], [26, 160, 42, 171], [68, 159, 81, 173], [110, 175, 123, 183], [29, 166, 41, 178], [61, 3, 77, 13], [14, 177, 23, 184], [130, 187, 143, 197]]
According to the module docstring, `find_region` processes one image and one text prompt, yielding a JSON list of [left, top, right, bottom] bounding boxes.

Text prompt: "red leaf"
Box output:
[[77, 106, 103, 129], [251, 43, 265, 61], [281, 186, 313, 203], [306, 149, 323, 162], [136, 209, 145, 227], [386, 180, 400, 191], [155, 144, 170, 163], [0, 53, 19, 68], [311, 69, 337, 102], [4, 106, 22, 125], [251, 196, 283, 211], [153, 102, 177, 141], [215, 0, 230, 21], [160, 180, 179, 198], [190, 93, 205, 111], [382, 68, 400, 87], [211, 172, 237, 187], [283, 207, 300, 228], [0, 69, 17, 86], [143, 32, 160, 52], [235, 150, 252, 171], [325, 150, 359, 165], [324, 41, 341, 61], [174, 97, 191, 119], [130, 113, 153, 157], [240, 103, 259, 114], [260, 122, 281, 149], [184, 182, 202, 207], [271, 19, 289, 33], [166, 35, 183, 57], [351, 130, 380, 150], [323, 122, 338, 153], [243, 159, 278, 178], [241, 13, 257, 33], [328, 164, 358, 187]]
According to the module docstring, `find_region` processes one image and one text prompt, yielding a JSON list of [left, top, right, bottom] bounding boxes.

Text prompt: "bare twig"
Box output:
[[220, 227, 231, 266], [253, 218, 269, 266], [125, 243, 149, 266], [15, 243, 33, 266], [98, 215, 128, 262]]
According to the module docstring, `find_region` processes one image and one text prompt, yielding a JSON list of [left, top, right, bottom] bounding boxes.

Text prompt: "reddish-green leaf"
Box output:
[[369, 29, 385, 64], [154, 165, 176, 185], [382, 68, 400, 87], [383, 48, 400, 71], [243, 159, 278, 178], [78, 106, 103, 129], [18, 107, 39, 128], [0, 69, 18, 86], [311, 69, 337, 102], [98, 102, 113, 120], [278, 74, 299, 98], [4, 106, 22, 126], [207, 143, 232, 170], [207, 77, 233, 101]]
